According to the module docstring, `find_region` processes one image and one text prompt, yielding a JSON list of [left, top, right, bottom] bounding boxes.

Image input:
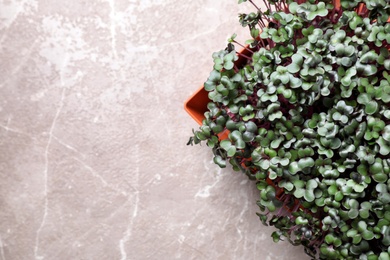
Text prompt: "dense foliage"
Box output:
[[188, 0, 390, 258]]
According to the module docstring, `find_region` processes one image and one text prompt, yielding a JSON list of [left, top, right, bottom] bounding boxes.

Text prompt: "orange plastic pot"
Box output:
[[184, 85, 209, 126], [184, 86, 230, 140], [184, 46, 254, 141]]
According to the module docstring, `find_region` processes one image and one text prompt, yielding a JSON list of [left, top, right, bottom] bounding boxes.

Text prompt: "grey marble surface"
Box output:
[[0, 0, 309, 259]]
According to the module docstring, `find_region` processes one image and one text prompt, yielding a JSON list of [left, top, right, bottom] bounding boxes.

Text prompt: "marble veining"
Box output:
[[0, 0, 310, 259], [34, 87, 66, 260]]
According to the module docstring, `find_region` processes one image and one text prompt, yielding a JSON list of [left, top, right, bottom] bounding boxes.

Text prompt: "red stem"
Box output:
[[233, 40, 254, 54]]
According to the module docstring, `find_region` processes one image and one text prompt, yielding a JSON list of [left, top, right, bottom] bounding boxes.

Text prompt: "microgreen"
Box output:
[[188, 0, 390, 258]]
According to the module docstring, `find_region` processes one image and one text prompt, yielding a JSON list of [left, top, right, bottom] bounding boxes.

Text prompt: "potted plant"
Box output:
[[186, 0, 390, 259]]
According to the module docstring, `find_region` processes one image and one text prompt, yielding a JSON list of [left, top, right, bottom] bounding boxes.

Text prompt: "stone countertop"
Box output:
[[0, 0, 309, 259]]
